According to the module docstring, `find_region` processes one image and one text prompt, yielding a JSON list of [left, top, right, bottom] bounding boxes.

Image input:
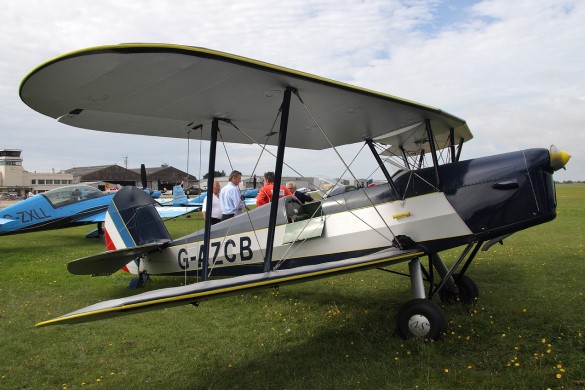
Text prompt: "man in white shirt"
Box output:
[[202, 180, 222, 225], [219, 170, 244, 221]]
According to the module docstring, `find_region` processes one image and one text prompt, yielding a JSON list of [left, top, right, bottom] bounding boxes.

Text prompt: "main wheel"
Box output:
[[396, 299, 447, 340], [439, 273, 479, 305]]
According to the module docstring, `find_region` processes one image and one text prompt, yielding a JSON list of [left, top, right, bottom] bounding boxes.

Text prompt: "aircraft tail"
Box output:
[[172, 184, 188, 206], [104, 186, 172, 253]]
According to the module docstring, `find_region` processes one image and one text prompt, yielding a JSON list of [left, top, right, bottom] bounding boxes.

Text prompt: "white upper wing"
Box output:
[[20, 44, 472, 151]]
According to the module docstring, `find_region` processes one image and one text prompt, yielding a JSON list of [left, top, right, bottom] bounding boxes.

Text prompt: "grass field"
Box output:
[[1, 184, 584, 389]]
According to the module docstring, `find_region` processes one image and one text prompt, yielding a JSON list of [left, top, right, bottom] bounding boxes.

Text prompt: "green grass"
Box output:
[[1, 184, 584, 389]]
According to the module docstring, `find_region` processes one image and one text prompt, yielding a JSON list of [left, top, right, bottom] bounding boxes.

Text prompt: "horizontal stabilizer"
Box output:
[[76, 212, 106, 223], [0, 217, 15, 226], [67, 241, 170, 275], [38, 247, 423, 327], [156, 206, 200, 219], [85, 228, 102, 239]]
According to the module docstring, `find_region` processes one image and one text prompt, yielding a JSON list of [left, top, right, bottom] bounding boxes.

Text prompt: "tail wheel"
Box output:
[[439, 273, 479, 305], [396, 299, 447, 340]]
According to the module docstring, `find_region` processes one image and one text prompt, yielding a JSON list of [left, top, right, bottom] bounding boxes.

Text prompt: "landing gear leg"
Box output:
[[129, 271, 149, 289], [428, 244, 482, 305], [439, 273, 479, 305], [430, 253, 458, 295], [396, 258, 447, 340]]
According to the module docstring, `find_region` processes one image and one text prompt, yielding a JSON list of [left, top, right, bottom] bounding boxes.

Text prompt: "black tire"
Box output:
[[396, 299, 447, 340], [439, 273, 479, 305]]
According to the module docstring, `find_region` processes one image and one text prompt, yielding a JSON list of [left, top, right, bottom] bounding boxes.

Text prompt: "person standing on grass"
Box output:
[[202, 180, 222, 225], [219, 170, 244, 220], [256, 171, 292, 207]]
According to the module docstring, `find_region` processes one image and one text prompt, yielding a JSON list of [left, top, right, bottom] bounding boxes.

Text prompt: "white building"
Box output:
[[0, 149, 73, 197]]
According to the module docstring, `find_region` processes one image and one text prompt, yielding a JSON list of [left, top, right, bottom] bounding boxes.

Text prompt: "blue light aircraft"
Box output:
[[0, 184, 112, 236], [0, 183, 195, 237], [20, 44, 570, 340], [156, 184, 206, 207], [157, 184, 256, 207]]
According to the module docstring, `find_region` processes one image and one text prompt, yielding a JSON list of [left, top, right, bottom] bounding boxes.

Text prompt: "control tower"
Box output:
[[0, 149, 24, 189]]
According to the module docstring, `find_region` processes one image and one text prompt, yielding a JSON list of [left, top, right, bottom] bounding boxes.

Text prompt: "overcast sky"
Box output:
[[2, 0, 583, 182]]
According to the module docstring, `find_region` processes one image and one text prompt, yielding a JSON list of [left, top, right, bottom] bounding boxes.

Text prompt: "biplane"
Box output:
[[20, 44, 570, 339]]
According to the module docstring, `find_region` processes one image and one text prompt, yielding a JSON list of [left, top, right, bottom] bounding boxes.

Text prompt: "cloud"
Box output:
[[1, 0, 583, 181], [351, 0, 584, 180]]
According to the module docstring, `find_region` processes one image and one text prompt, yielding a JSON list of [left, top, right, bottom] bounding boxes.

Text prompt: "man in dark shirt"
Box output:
[[286, 182, 313, 204]]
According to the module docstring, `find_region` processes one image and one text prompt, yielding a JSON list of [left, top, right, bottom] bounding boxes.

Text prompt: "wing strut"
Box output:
[[201, 119, 220, 281], [449, 128, 456, 163], [455, 137, 464, 162], [417, 149, 425, 169], [424, 119, 441, 190], [399, 146, 411, 170], [448, 128, 465, 163], [366, 139, 401, 198], [264, 87, 293, 272]]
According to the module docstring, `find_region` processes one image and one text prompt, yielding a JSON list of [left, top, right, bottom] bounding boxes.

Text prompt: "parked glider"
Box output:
[[20, 44, 570, 339]]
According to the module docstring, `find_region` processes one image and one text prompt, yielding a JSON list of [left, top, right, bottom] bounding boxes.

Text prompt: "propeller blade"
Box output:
[[140, 164, 147, 189]]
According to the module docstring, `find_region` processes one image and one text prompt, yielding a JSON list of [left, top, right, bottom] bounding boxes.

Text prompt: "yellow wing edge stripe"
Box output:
[[21, 43, 445, 115], [36, 250, 424, 327]]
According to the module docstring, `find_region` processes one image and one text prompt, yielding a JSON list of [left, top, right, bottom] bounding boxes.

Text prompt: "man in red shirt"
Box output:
[[256, 171, 292, 207]]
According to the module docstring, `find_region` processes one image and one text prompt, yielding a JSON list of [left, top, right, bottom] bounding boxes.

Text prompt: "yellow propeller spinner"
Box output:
[[549, 145, 571, 171]]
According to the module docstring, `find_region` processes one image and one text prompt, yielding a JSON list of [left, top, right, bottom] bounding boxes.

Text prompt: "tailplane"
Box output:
[[68, 186, 171, 277]]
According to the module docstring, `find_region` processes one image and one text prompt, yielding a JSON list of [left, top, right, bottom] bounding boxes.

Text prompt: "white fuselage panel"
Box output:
[[132, 192, 472, 275]]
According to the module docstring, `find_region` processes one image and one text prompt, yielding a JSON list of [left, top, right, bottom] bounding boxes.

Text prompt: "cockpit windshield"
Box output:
[[41, 185, 106, 208]]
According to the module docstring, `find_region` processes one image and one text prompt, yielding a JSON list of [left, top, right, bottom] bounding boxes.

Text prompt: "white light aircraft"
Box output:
[[20, 44, 570, 339]]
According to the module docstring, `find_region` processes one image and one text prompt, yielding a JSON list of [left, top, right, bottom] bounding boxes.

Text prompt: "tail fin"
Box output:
[[172, 184, 188, 206], [105, 186, 172, 252]]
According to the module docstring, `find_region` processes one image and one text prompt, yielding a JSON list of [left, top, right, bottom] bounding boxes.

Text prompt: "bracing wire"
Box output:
[[181, 125, 205, 284], [220, 119, 306, 179], [292, 90, 397, 244], [218, 130, 234, 173], [196, 90, 457, 275], [184, 129, 191, 286], [205, 112, 283, 278], [373, 136, 440, 196], [196, 127, 203, 283]]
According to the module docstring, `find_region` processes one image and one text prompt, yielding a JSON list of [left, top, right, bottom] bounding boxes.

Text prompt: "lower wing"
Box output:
[[37, 247, 423, 327]]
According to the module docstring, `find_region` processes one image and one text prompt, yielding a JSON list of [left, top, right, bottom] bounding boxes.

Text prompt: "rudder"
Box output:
[[105, 186, 172, 251], [172, 184, 188, 206]]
